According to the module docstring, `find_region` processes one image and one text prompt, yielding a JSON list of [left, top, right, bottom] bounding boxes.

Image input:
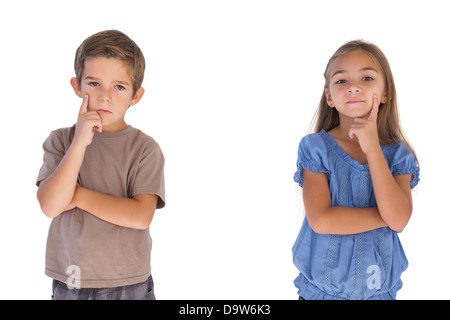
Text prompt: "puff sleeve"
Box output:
[[293, 134, 329, 187], [388, 142, 420, 189]]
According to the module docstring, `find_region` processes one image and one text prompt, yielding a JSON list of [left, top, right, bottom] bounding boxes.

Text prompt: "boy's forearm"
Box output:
[[72, 186, 157, 230], [367, 148, 412, 232], [37, 143, 86, 218]]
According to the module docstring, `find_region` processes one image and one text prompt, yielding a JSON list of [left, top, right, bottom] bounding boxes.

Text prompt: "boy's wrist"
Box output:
[[72, 184, 82, 206], [70, 138, 89, 153]]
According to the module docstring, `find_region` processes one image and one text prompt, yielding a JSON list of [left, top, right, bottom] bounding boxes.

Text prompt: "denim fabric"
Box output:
[[292, 130, 419, 300], [51, 275, 155, 300]]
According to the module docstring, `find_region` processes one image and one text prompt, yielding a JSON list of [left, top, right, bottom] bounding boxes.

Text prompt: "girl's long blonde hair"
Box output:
[[311, 40, 418, 163]]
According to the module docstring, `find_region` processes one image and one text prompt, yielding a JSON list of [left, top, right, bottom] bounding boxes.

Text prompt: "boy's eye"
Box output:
[[88, 82, 100, 87], [115, 85, 126, 91]]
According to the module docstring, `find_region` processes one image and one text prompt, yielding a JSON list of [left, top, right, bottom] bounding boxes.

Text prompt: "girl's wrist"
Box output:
[[366, 145, 384, 163]]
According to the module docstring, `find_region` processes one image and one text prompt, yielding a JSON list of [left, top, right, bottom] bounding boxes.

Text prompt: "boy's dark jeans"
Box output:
[[51, 275, 155, 300]]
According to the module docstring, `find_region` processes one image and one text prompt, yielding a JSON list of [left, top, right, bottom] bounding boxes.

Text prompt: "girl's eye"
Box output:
[[362, 76, 374, 81], [336, 79, 346, 84]]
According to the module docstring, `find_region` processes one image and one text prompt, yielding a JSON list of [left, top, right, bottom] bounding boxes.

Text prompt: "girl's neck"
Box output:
[[327, 123, 355, 143], [327, 124, 368, 166]]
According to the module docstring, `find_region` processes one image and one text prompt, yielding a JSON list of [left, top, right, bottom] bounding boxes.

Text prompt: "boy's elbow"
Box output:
[[39, 203, 60, 219], [132, 208, 155, 230], [135, 215, 153, 230], [37, 193, 63, 218], [142, 210, 155, 229], [132, 195, 157, 230]]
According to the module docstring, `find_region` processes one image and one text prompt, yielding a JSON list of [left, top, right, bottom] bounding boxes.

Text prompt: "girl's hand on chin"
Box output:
[[348, 94, 381, 155]]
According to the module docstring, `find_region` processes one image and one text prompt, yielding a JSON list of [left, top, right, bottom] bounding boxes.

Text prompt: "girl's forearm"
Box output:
[[367, 147, 412, 232], [310, 206, 387, 235], [37, 142, 86, 218]]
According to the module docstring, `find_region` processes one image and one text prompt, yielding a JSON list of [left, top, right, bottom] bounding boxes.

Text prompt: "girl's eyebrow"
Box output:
[[332, 67, 378, 78]]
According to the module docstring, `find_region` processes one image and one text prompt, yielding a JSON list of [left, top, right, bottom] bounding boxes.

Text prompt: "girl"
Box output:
[[292, 40, 420, 300]]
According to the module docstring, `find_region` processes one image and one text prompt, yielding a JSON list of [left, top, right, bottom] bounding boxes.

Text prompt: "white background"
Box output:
[[0, 0, 448, 300]]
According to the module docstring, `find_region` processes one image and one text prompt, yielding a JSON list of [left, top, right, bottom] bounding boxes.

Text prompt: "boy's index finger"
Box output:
[[79, 95, 89, 115]]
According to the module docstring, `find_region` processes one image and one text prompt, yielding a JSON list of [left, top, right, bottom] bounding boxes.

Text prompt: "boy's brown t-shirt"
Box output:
[[36, 125, 165, 288]]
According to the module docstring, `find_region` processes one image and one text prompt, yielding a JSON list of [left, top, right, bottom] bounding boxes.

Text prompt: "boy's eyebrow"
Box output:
[[332, 67, 378, 78], [84, 76, 131, 86]]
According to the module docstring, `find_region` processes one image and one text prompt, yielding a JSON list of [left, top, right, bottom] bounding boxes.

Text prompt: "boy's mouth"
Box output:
[[97, 109, 112, 114]]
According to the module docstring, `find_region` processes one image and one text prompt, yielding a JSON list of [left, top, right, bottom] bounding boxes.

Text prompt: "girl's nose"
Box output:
[[346, 82, 361, 94]]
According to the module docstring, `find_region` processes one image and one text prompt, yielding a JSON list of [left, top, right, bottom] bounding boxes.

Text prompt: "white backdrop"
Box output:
[[0, 0, 448, 300]]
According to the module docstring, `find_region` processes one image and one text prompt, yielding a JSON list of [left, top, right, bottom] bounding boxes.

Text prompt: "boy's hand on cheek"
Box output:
[[74, 95, 103, 148]]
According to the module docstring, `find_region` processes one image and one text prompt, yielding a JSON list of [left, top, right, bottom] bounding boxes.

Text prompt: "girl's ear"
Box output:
[[70, 77, 83, 98], [324, 88, 334, 108], [380, 90, 388, 104]]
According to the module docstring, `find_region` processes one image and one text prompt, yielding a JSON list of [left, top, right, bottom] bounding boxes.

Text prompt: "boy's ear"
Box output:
[[130, 87, 145, 106], [70, 77, 82, 98]]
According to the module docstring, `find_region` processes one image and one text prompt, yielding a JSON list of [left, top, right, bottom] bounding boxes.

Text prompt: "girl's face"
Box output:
[[325, 50, 387, 120]]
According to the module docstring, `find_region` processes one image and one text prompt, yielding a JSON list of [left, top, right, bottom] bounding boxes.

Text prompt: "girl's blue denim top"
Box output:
[[292, 130, 420, 300]]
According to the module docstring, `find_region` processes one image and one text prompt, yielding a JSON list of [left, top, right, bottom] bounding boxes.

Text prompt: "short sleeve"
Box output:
[[36, 128, 73, 186], [131, 139, 166, 209], [293, 134, 329, 187], [388, 142, 420, 189]]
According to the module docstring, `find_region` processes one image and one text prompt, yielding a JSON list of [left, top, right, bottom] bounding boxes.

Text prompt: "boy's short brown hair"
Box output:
[[74, 30, 145, 96]]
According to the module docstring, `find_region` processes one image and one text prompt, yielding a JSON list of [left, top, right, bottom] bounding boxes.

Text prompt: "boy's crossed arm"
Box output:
[[37, 96, 96, 218], [71, 187, 158, 230], [37, 96, 157, 230]]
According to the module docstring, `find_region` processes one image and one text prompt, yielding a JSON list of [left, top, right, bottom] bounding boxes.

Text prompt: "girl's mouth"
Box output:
[[346, 100, 364, 104]]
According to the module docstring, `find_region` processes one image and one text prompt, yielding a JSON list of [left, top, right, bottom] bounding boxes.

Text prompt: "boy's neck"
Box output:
[[101, 120, 128, 133]]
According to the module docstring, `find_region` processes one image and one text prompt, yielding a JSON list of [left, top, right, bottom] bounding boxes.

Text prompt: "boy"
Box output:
[[36, 30, 165, 300]]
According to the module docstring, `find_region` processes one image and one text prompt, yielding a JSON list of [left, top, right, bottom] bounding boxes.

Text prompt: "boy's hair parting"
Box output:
[[311, 39, 418, 163], [74, 29, 145, 96]]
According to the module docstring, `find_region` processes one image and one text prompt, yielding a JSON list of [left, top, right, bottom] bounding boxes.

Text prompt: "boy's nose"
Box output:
[[99, 88, 112, 102]]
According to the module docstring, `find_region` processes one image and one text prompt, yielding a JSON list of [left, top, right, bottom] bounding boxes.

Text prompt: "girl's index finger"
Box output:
[[368, 94, 379, 121]]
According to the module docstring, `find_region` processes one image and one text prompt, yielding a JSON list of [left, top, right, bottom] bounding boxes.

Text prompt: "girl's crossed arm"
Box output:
[[302, 169, 387, 235], [349, 95, 413, 233]]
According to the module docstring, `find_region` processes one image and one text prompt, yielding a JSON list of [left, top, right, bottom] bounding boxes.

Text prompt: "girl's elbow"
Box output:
[[307, 215, 329, 234], [387, 210, 412, 233], [390, 224, 406, 233], [388, 218, 409, 233]]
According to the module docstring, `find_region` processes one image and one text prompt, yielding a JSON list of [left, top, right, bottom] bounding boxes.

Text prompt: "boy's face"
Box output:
[[71, 57, 144, 133]]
